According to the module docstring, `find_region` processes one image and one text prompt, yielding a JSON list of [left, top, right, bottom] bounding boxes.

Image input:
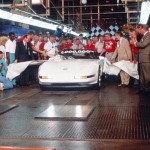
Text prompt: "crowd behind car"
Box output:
[[0, 24, 149, 95]]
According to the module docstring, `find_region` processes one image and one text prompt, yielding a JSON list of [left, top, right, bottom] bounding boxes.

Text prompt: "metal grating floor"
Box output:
[[0, 83, 150, 141]]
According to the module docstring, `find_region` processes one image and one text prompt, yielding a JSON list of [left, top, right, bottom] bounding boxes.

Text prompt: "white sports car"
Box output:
[[38, 49, 103, 89]]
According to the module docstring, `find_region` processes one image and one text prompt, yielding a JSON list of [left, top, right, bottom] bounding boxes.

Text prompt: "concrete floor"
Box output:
[[0, 79, 150, 150]]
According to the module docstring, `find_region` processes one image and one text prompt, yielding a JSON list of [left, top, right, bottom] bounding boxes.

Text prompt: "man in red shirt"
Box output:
[[39, 36, 48, 59], [84, 39, 96, 52], [100, 33, 116, 61], [92, 35, 98, 45], [65, 38, 73, 49], [39, 36, 48, 51], [58, 39, 67, 51]]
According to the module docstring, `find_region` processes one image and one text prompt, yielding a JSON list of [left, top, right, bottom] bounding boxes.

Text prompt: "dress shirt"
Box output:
[[5, 39, 16, 53], [95, 41, 103, 53], [44, 41, 58, 56], [31, 41, 41, 54]]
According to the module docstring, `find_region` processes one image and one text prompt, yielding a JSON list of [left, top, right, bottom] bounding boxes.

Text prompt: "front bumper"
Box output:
[[39, 81, 97, 88]]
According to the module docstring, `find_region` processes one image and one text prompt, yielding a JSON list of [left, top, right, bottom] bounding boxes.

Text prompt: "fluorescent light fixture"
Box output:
[[32, 0, 41, 4], [82, 32, 88, 37], [140, 1, 150, 24], [0, 9, 79, 36], [70, 31, 79, 36], [0, 9, 57, 30]]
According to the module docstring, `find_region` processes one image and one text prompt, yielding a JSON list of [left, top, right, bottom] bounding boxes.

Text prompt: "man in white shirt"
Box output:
[[71, 38, 84, 49], [79, 34, 87, 46], [44, 35, 58, 58], [95, 35, 104, 54], [5, 32, 16, 64]]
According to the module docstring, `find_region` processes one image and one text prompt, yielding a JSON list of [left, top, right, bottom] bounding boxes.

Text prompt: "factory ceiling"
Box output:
[[0, 0, 142, 31]]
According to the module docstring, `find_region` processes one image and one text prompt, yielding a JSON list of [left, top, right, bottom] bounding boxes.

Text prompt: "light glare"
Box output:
[[0, 9, 79, 36]]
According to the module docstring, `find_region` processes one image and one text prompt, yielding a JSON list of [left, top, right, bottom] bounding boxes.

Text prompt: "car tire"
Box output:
[[39, 84, 45, 90]]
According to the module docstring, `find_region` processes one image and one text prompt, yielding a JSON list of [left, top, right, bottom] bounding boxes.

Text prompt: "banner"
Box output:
[[103, 58, 120, 75], [6, 60, 46, 81], [103, 58, 139, 79]]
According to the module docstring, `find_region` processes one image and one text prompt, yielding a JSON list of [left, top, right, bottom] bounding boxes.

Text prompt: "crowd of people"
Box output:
[[0, 24, 149, 94]]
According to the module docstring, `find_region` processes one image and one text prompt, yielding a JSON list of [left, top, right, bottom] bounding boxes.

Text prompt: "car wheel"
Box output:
[[39, 84, 45, 90], [96, 67, 101, 89]]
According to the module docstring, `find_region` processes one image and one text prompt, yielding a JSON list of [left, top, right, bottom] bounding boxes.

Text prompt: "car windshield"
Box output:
[[59, 49, 99, 59]]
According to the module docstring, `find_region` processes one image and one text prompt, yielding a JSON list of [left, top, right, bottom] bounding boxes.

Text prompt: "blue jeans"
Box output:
[[9, 53, 15, 64], [0, 70, 6, 77], [0, 76, 13, 90], [9, 53, 16, 85]]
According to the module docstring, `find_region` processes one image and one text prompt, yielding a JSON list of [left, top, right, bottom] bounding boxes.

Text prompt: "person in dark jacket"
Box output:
[[15, 35, 34, 87], [133, 24, 150, 94]]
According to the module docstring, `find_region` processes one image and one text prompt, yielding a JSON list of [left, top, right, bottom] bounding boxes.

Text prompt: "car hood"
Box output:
[[39, 59, 100, 76]]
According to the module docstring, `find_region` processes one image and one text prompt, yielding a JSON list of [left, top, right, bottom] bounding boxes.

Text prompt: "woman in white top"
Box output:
[[0, 36, 8, 61]]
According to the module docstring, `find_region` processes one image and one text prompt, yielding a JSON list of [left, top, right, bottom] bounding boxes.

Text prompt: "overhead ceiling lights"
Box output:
[[32, 0, 41, 4], [139, 1, 150, 24], [117, 0, 119, 6], [0, 9, 57, 30], [0, 9, 79, 36], [111, 7, 114, 11], [81, 0, 87, 5]]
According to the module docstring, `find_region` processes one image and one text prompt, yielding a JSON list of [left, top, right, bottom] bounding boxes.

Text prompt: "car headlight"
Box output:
[[39, 76, 53, 79], [74, 74, 96, 79]]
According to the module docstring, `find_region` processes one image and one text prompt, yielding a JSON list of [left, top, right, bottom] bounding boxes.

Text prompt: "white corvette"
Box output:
[[38, 49, 103, 89]]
